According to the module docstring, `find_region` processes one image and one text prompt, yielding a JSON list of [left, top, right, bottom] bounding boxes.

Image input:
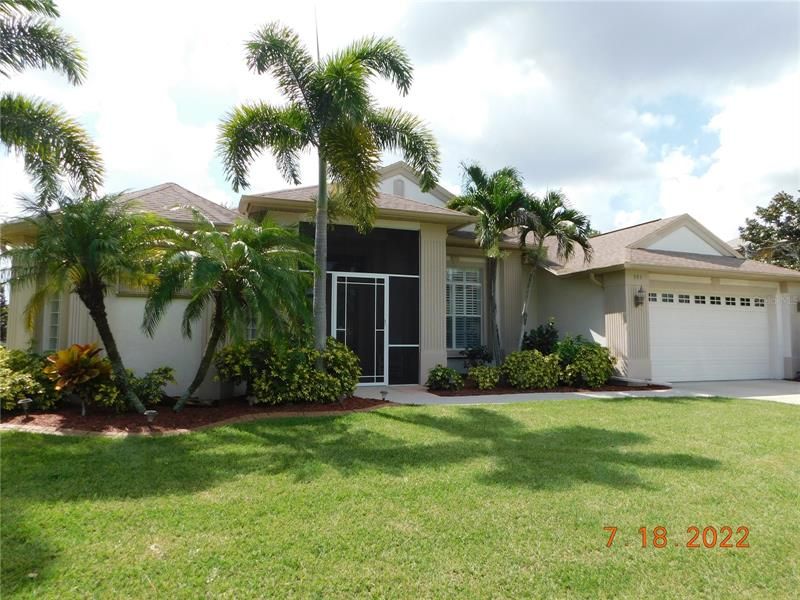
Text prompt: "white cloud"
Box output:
[[656, 71, 800, 238], [1, 0, 797, 243]]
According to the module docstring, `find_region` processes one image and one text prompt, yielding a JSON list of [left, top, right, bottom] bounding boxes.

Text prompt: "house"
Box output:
[[4, 163, 800, 397], [3, 183, 241, 399]]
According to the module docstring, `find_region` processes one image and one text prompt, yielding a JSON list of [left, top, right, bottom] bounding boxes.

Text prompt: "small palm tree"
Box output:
[[448, 163, 528, 362], [2, 194, 170, 413], [143, 214, 314, 411], [218, 22, 440, 353], [1, 0, 103, 202], [516, 190, 593, 349]]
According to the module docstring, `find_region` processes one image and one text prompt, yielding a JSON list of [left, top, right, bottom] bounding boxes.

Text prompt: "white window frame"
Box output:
[[446, 267, 483, 350], [710, 296, 721, 305], [661, 293, 674, 303], [678, 294, 690, 304], [42, 295, 61, 353]]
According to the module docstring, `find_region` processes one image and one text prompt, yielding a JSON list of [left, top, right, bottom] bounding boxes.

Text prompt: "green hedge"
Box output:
[[468, 365, 500, 390], [0, 347, 59, 410], [425, 365, 463, 391], [562, 344, 616, 389], [501, 350, 561, 389], [252, 338, 360, 405]]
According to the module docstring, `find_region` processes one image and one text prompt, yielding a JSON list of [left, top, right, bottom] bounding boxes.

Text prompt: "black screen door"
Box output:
[[332, 275, 387, 385]]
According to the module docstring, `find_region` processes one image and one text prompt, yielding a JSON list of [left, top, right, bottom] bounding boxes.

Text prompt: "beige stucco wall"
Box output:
[[9, 286, 223, 400], [420, 223, 448, 379], [534, 270, 606, 343], [499, 251, 524, 357]]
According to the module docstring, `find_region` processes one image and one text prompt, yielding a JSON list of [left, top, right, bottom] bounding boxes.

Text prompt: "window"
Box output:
[[446, 268, 482, 349], [392, 178, 405, 197], [247, 319, 258, 340], [678, 294, 690, 304], [648, 292, 658, 303], [694, 295, 706, 305], [44, 296, 61, 352], [740, 297, 751, 307], [754, 298, 765, 308], [725, 297, 736, 306], [661, 293, 674, 303], [710, 296, 721, 305]]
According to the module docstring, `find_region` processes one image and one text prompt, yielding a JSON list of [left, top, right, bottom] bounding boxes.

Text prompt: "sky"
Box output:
[[1, 0, 798, 239]]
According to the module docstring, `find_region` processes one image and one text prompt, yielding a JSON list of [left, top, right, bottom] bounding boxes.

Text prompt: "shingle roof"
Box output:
[[544, 215, 800, 279], [121, 183, 239, 225], [246, 185, 469, 219]]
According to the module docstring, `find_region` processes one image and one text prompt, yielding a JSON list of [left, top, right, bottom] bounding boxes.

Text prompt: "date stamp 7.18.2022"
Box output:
[[604, 526, 750, 549]]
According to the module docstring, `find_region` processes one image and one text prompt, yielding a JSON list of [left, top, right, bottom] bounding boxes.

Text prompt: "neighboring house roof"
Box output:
[[543, 213, 800, 280], [121, 182, 239, 226], [241, 184, 473, 226]]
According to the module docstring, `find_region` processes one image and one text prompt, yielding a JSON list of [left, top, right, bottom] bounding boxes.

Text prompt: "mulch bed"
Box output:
[[430, 383, 671, 397], [0, 396, 393, 436]]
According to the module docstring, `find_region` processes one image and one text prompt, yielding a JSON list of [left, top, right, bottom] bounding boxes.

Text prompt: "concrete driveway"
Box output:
[[672, 380, 800, 405]]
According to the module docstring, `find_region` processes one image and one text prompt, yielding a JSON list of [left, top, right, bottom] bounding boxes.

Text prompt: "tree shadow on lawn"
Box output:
[[1, 406, 720, 504]]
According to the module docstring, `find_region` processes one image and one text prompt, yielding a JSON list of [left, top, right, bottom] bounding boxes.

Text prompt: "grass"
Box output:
[[2, 397, 798, 598]]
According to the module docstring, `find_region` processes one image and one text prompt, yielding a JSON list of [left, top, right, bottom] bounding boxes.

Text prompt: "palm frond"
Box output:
[[366, 107, 440, 190], [0, 93, 103, 202], [330, 36, 413, 95], [217, 101, 311, 191], [322, 122, 381, 233], [245, 22, 316, 116], [0, 1, 59, 18], [0, 15, 86, 83]]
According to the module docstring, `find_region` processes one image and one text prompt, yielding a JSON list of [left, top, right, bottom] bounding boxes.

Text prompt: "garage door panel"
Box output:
[[649, 290, 771, 381]]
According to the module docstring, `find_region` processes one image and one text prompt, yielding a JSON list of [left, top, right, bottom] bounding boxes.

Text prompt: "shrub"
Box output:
[[129, 366, 176, 406], [0, 346, 60, 410], [554, 335, 588, 368], [460, 345, 492, 369], [501, 350, 560, 389], [468, 365, 500, 390], [562, 344, 616, 389], [214, 338, 274, 392], [521, 318, 559, 354], [0, 365, 44, 411], [426, 365, 463, 391], [251, 338, 360, 405]]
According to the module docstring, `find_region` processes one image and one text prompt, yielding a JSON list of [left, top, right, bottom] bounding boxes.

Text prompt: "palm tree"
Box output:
[[448, 163, 528, 362], [142, 214, 314, 411], [218, 23, 440, 353], [516, 190, 593, 349], [1, 0, 103, 202], [2, 194, 170, 413]]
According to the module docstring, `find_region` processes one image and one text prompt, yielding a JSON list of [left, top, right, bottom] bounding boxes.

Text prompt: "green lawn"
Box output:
[[2, 397, 798, 598]]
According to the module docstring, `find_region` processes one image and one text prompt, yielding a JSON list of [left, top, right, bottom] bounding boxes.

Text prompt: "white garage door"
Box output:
[[649, 290, 772, 381]]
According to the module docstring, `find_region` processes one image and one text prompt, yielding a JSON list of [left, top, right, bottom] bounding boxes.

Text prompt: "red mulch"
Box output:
[[0, 396, 393, 435], [430, 383, 671, 396]]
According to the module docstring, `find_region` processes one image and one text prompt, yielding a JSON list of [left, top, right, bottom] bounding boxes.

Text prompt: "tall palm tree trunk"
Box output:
[[487, 257, 504, 364], [312, 154, 328, 353], [174, 298, 225, 412], [81, 289, 146, 414], [518, 267, 535, 350], [517, 240, 545, 350]]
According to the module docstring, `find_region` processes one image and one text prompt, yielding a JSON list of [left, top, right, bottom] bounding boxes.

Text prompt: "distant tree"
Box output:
[[739, 191, 800, 271], [218, 23, 440, 356], [448, 163, 528, 362], [143, 214, 314, 411], [0, 0, 103, 203]]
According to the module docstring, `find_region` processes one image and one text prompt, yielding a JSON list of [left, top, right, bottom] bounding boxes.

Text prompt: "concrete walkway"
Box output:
[[357, 379, 800, 406]]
